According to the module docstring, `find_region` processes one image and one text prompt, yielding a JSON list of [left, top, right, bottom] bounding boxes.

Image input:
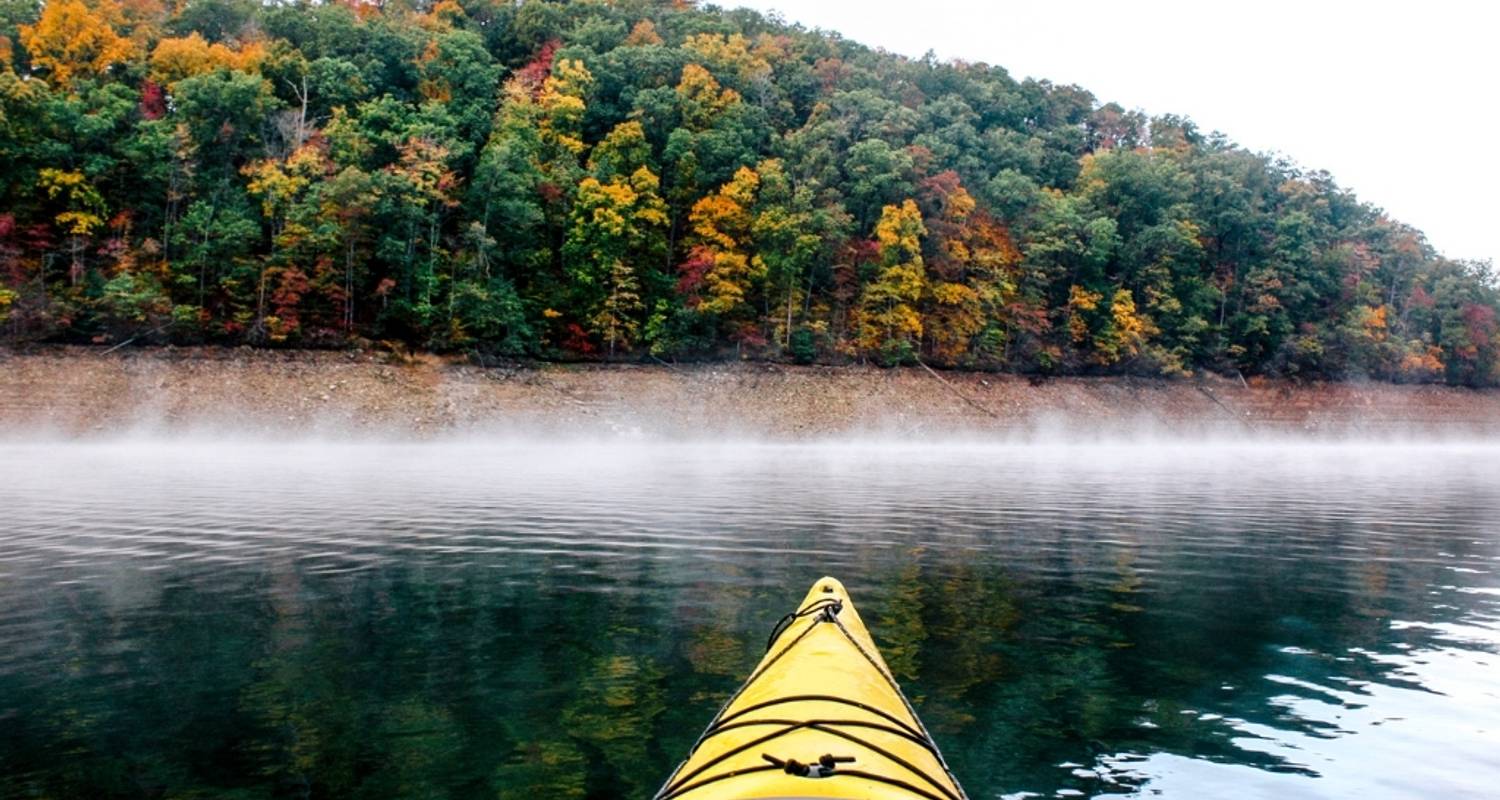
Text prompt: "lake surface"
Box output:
[[1, 438, 1497, 799]]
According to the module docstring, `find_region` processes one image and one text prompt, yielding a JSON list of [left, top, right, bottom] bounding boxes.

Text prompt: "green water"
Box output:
[[1, 440, 1497, 798]]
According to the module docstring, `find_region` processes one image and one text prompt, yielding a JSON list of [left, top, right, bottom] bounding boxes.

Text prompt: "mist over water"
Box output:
[[1, 435, 1498, 798]]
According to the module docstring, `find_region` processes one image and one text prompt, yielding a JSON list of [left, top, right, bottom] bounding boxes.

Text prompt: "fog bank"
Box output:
[[5, 347, 1500, 440]]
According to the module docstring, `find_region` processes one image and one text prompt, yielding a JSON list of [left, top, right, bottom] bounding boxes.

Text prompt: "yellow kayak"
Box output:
[[654, 577, 969, 800]]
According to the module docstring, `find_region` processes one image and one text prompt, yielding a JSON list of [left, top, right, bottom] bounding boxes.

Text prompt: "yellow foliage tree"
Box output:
[[675, 63, 740, 130], [242, 144, 332, 338], [682, 32, 771, 84], [539, 58, 592, 156], [566, 167, 668, 354], [37, 167, 108, 284], [242, 146, 325, 225], [1066, 284, 1101, 345], [20, 0, 137, 87], [587, 120, 651, 179], [1108, 288, 1153, 362], [149, 32, 261, 86], [1065, 284, 1155, 365], [685, 166, 761, 316], [858, 200, 927, 362], [925, 280, 980, 363], [38, 168, 107, 235]]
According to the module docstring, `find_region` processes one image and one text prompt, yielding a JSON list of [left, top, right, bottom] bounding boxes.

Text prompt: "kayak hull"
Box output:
[[655, 577, 967, 800]]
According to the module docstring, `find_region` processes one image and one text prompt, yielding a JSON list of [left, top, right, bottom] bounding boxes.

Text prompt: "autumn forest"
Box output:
[[1, 0, 1497, 384]]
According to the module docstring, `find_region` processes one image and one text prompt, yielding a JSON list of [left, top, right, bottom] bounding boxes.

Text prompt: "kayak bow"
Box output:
[[654, 577, 968, 800]]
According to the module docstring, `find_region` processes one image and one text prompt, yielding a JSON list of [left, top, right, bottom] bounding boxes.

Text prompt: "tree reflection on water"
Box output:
[[0, 441, 1496, 798]]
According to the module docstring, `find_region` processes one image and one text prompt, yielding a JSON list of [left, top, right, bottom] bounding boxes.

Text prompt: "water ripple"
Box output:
[[1, 439, 1498, 799]]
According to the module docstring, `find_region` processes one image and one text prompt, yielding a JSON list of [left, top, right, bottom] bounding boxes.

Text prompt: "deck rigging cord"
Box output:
[[652, 590, 969, 800]]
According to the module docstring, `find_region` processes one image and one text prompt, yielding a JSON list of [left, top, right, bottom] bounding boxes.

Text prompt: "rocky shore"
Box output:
[[3, 346, 1498, 438]]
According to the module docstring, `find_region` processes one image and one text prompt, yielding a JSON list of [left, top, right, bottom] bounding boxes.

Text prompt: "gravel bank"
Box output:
[[3, 346, 1498, 438]]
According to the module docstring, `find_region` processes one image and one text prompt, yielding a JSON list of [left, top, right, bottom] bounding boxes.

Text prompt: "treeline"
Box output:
[[1, 0, 1497, 384]]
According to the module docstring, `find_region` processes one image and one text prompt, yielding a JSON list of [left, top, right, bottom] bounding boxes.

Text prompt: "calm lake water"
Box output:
[[1, 438, 1498, 799]]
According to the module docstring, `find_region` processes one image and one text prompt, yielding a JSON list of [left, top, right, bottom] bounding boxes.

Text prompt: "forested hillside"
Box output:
[[2, 0, 1496, 384]]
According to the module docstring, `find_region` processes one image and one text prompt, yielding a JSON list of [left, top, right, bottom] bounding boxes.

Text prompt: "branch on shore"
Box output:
[[1197, 384, 1255, 431], [100, 323, 174, 356], [914, 357, 1003, 421]]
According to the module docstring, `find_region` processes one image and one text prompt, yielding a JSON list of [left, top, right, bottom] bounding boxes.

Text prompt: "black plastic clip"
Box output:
[[762, 753, 855, 778]]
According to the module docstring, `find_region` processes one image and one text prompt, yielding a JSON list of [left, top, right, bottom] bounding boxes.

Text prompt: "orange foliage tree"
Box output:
[[20, 0, 138, 87]]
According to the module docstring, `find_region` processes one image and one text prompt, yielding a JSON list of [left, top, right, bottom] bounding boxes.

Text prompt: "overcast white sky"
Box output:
[[730, 0, 1498, 268]]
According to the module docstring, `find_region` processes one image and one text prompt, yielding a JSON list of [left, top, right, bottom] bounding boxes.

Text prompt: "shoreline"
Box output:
[[3, 345, 1499, 438]]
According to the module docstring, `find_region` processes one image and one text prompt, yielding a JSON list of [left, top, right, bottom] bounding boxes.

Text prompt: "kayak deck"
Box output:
[[654, 577, 968, 800]]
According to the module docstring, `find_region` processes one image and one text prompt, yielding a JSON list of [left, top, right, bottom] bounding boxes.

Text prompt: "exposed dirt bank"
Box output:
[[3, 346, 1498, 438]]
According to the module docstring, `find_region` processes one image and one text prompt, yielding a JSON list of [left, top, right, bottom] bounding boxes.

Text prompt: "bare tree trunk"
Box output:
[[298, 75, 308, 147], [784, 282, 794, 348], [69, 238, 83, 286], [284, 75, 310, 149], [256, 267, 268, 334], [256, 216, 281, 338], [345, 238, 356, 332]]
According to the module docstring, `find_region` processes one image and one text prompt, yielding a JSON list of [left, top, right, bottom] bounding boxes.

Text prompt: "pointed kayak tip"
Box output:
[[812, 575, 848, 598], [799, 576, 857, 618], [655, 575, 969, 800]]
